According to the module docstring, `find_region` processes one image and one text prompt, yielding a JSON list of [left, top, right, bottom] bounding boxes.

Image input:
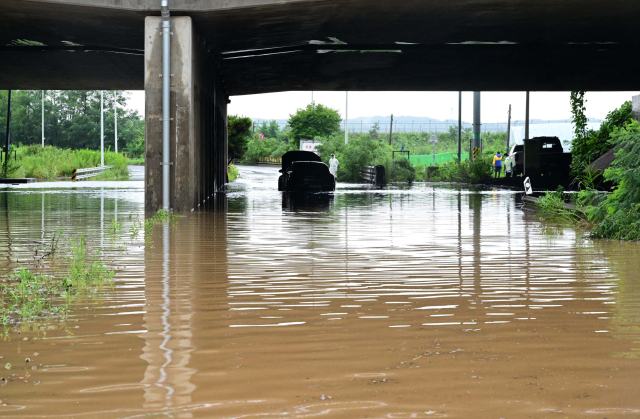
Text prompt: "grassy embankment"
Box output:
[[6, 145, 129, 180], [534, 121, 640, 241]]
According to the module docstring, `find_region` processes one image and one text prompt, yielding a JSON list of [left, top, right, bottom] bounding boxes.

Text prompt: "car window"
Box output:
[[291, 162, 328, 174]]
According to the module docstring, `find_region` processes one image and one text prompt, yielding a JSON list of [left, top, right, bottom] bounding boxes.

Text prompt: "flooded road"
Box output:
[[1, 165, 640, 418]]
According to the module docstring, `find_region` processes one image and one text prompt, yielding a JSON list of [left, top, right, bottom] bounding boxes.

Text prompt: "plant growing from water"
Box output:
[[535, 186, 583, 223], [144, 209, 181, 234], [1, 236, 114, 323]]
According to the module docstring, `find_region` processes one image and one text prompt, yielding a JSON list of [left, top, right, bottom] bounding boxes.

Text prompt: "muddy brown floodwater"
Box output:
[[1, 165, 640, 418]]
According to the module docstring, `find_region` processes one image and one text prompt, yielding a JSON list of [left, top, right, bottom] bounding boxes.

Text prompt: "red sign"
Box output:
[[258, 133, 265, 141]]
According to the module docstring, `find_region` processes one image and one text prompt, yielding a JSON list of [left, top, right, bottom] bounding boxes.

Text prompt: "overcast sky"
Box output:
[[127, 91, 639, 123]]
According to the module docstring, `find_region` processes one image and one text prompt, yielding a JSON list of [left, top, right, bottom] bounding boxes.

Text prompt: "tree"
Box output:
[[0, 90, 142, 152], [228, 115, 252, 162], [369, 122, 380, 139], [257, 120, 281, 139], [571, 99, 633, 172], [287, 104, 341, 147]]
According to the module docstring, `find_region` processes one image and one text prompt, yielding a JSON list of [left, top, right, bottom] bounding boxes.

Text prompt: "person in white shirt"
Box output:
[[329, 153, 339, 179]]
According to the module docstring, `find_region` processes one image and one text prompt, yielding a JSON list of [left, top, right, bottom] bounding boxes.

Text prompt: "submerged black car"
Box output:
[[278, 151, 336, 192]]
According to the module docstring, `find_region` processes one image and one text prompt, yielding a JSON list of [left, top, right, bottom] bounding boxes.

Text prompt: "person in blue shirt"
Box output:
[[492, 151, 503, 178]]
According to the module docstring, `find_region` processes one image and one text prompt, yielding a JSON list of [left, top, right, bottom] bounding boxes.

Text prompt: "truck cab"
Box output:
[[504, 144, 524, 177], [504, 137, 571, 178]]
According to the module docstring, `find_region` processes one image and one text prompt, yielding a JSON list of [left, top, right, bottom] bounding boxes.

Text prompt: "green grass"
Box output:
[[145, 210, 182, 235], [428, 155, 493, 183], [1, 236, 114, 322], [228, 164, 240, 182], [6, 145, 129, 180], [126, 157, 145, 165], [535, 187, 583, 223]]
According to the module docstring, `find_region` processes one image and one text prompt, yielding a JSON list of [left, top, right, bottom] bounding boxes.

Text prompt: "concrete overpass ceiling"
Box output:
[[1, 0, 640, 91]]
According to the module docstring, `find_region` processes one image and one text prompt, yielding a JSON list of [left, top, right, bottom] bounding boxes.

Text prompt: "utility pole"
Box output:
[[114, 91, 118, 153], [458, 91, 462, 162], [41, 90, 45, 148], [388, 114, 393, 146], [4, 90, 12, 177], [100, 90, 104, 167], [525, 91, 530, 140], [345, 91, 349, 144], [524, 91, 530, 176], [472, 92, 481, 160], [506, 104, 512, 152]]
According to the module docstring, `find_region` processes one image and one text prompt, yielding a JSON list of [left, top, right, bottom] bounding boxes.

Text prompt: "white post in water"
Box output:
[[345, 91, 349, 144], [114, 92, 118, 153], [161, 0, 171, 211], [100, 90, 104, 167], [41, 90, 44, 148]]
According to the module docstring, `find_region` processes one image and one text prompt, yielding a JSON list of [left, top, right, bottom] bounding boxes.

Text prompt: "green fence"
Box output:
[[410, 152, 470, 166]]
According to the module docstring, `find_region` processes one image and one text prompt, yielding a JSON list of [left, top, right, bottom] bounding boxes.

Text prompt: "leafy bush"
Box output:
[[124, 133, 144, 158], [535, 186, 581, 222], [571, 101, 634, 172], [317, 135, 394, 182], [11, 145, 128, 179], [584, 120, 640, 240], [243, 138, 281, 162], [388, 157, 416, 182], [228, 164, 239, 182], [429, 155, 493, 183]]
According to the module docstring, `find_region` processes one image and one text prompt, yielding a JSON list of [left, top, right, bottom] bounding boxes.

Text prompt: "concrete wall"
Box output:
[[145, 16, 228, 212], [633, 95, 640, 121]]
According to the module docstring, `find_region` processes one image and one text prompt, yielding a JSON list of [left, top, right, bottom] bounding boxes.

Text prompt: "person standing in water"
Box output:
[[492, 151, 503, 178], [329, 153, 339, 179]]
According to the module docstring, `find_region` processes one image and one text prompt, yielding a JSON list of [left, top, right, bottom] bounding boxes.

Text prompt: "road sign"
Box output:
[[473, 147, 480, 160], [258, 133, 265, 141], [524, 177, 533, 195], [428, 134, 439, 144]]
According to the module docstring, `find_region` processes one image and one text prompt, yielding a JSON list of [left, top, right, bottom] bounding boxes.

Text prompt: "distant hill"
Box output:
[[250, 116, 602, 134]]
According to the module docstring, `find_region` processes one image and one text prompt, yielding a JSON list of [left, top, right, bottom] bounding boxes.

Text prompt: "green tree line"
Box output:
[[0, 90, 144, 157]]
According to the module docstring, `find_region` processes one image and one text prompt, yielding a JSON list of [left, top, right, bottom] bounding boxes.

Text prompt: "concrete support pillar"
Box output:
[[145, 16, 227, 212]]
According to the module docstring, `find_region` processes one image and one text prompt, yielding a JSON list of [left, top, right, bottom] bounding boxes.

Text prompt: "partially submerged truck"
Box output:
[[504, 136, 571, 178]]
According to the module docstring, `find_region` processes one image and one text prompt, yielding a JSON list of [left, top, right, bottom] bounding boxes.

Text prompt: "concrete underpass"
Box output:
[[2, 0, 640, 211]]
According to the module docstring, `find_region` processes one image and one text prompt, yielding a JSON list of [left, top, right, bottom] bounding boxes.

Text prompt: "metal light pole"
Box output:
[[41, 90, 45, 148], [472, 92, 481, 159], [506, 104, 512, 152], [345, 91, 349, 144], [4, 90, 12, 176], [161, 0, 171, 210], [114, 91, 118, 153], [458, 91, 462, 162], [525, 91, 530, 140], [100, 90, 104, 167]]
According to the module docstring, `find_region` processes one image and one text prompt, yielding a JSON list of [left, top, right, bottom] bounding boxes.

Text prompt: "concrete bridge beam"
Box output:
[[145, 16, 228, 212]]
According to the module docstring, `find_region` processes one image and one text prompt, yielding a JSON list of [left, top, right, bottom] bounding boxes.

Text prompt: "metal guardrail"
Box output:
[[359, 165, 386, 186], [258, 156, 282, 164], [72, 166, 112, 181]]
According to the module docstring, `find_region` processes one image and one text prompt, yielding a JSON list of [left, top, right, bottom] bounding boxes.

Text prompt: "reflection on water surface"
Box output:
[[0, 166, 639, 418]]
